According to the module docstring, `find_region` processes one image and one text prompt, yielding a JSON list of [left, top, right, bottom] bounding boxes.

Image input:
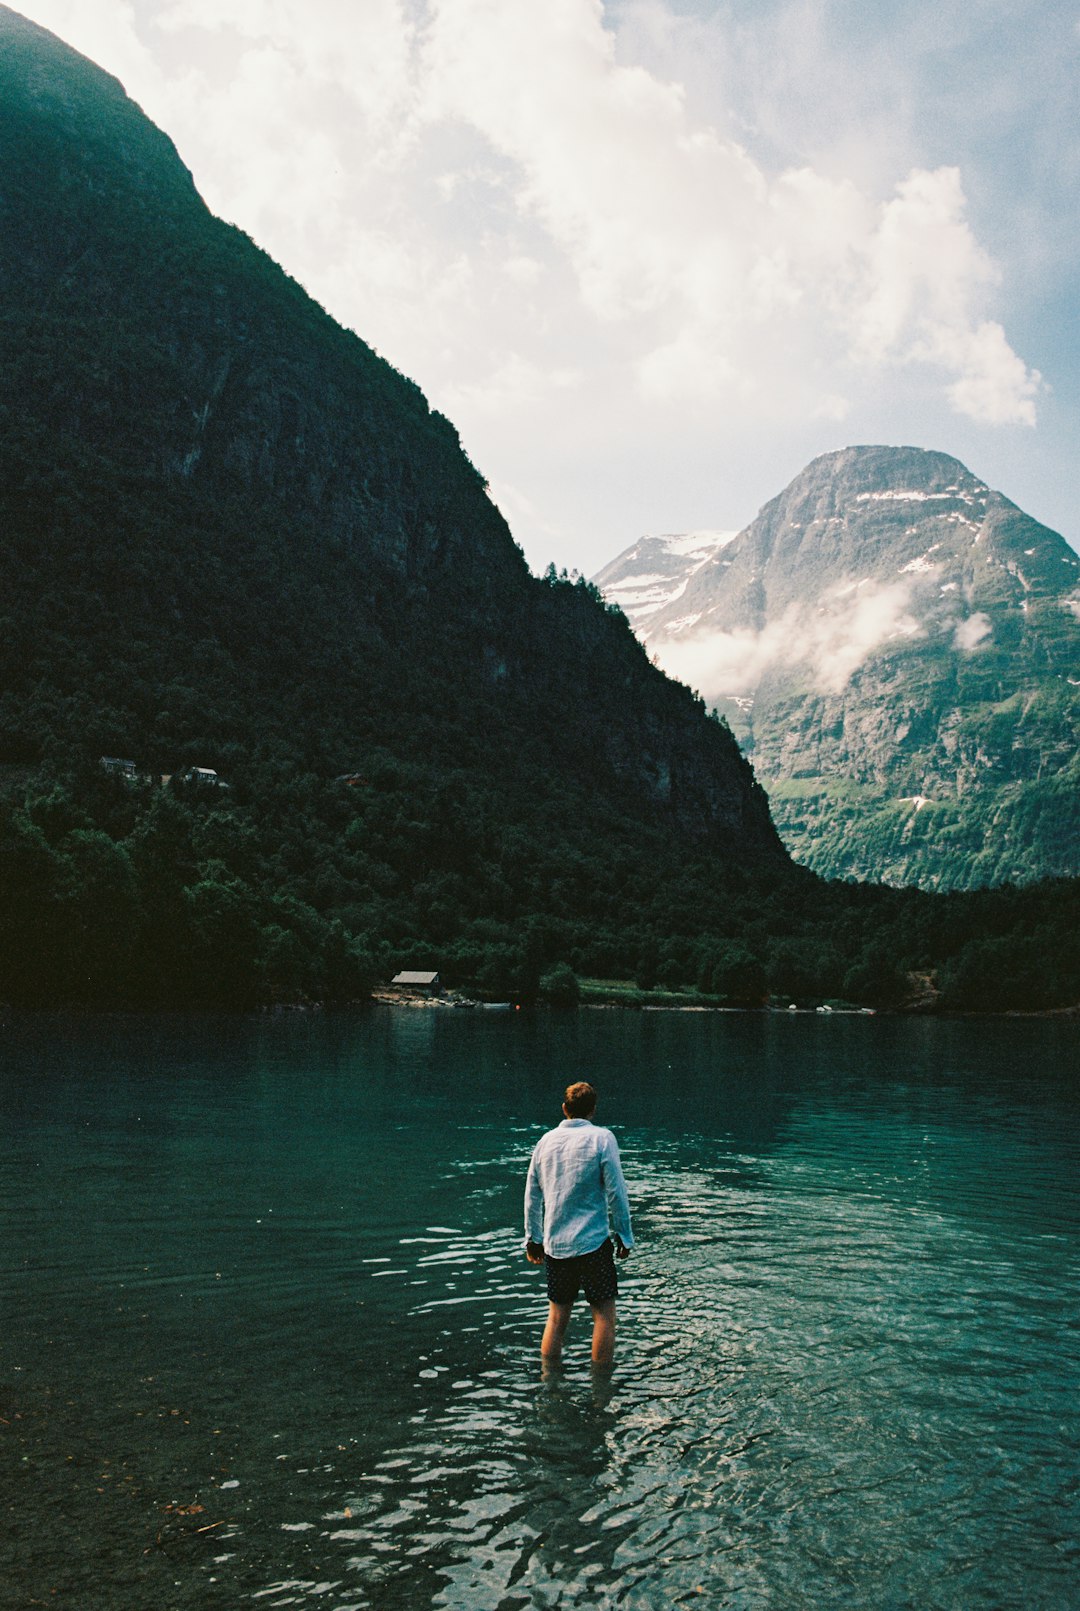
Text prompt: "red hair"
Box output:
[[563, 1081, 597, 1117]]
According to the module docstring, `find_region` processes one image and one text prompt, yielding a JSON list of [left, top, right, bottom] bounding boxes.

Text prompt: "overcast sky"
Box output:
[[16, 0, 1080, 573]]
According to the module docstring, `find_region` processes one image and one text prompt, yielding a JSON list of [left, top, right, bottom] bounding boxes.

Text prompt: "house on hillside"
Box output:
[[180, 766, 228, 788], [390, 971, 441, 997], [100, 756, 136, 777]]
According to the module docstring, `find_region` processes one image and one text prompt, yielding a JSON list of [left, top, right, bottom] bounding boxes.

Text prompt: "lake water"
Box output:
[[2, 1008, 1078, 1610]]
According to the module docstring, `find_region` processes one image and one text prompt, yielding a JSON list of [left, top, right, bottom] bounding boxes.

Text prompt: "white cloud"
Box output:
[[12, 3, 1045, 429], [503, 255, 545, 287], [157, 0, 417, 125], [484, 478, 568, 549], [654, 579, 921, 699], [953, 612, 993, 650], [943, 323, 1041, 427], [637, 331, 738, 404], [423, 0, 762, 322], [10, 0, 1063, 570], [419, 3, 1040, 424], [811, 393, 852, 423], [853, 167, 987, 361], [853, 169, 1040, 426], [444, 353, 582, 415]]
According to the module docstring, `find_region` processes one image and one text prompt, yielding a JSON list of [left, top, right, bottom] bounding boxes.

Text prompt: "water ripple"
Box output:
[[1, 1013, 1077, 1611]]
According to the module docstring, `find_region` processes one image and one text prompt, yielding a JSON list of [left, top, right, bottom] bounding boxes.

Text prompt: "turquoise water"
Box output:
[[1, 1009, 1078, 1609]]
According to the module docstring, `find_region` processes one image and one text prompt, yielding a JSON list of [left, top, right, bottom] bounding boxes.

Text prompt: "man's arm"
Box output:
[[524, 1146, 545, 1261], [600, 1133, 634, 1255]]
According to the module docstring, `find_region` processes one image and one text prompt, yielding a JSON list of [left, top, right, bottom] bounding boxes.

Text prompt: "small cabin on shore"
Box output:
[[390, 970, 441, 997]]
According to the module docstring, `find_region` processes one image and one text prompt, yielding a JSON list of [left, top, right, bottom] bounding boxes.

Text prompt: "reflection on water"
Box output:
[[1, 1010, 1078, 1610]]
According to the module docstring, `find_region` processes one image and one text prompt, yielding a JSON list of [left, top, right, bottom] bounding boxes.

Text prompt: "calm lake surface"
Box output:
[[2, 1009, 1078, 1610]]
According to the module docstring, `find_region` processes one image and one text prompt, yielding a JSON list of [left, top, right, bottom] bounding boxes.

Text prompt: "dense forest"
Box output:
[[0, 7, 1077, 1017], [3, 589, 1078, 1016]]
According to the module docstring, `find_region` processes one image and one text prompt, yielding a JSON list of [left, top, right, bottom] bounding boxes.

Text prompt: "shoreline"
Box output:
[[3, 996, 1075, 1021]]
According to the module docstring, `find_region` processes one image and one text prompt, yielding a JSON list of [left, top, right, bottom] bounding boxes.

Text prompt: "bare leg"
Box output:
[[542, 1300, 574, 1363], [590, 1300, 616, 1367]]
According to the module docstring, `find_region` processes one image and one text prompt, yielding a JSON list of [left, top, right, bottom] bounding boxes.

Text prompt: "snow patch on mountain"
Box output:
[[899, 547, 941, 574], [665, 529, 739, 558], [593, 529, 737, 629], [856, 485, 988, 505]]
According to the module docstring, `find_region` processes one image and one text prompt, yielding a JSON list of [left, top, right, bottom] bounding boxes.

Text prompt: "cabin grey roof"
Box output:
[[391, 971, 440, 986]]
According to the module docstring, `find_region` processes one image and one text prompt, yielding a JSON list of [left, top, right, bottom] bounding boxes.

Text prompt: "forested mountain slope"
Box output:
[[0, 6, 772, 843]]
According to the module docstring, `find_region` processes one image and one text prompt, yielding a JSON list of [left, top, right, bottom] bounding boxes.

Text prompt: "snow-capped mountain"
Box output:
[[593, 530, 738, 632], [595, 447, 1080, 889]]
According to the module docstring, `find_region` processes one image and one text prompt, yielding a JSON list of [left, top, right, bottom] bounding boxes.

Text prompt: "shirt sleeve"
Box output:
[[524, 1144, 545, 1248], [600, 1132, 634, 1249]]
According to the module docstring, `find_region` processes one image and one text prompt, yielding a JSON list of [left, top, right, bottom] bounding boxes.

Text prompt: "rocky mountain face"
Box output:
[[0, 4, 778, 857], [592, 530, 737, 630], [597, 447, 1080, 889]]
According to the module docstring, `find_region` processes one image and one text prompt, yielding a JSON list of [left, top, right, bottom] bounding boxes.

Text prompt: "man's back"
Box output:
[[525, 1116, 633, 1259]]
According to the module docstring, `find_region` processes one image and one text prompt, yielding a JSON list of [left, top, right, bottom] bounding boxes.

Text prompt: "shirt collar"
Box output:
[[560, 1118, 591, 1127]]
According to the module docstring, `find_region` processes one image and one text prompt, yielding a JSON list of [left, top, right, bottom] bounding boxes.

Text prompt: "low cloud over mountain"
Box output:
[[597, 446, 1080, 888]]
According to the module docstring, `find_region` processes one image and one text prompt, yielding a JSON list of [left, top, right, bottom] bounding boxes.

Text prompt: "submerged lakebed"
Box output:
[[2, 1008, 1078, 1610]]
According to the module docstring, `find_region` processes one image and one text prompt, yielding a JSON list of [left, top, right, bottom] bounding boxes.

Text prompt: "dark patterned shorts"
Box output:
[[545, 1238, 618, 1307]]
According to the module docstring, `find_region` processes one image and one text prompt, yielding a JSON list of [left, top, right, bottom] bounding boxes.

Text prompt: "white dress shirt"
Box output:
[[524, 1117, 634, 1259]]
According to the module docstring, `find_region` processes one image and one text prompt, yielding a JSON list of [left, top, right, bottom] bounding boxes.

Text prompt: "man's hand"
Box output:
[[525, 1240, 545, 1265], [614, 1238, 631, 1260]]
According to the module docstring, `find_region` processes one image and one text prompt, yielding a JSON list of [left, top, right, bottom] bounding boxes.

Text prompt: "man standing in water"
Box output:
[[524, 1081, 634, 1367]]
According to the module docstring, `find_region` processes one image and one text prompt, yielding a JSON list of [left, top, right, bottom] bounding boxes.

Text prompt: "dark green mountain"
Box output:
[[0, 5, 784, 1004], [0, 8, 1076, 1014], [599, 447, 1080, 890], [0, 4, 770, 841]]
